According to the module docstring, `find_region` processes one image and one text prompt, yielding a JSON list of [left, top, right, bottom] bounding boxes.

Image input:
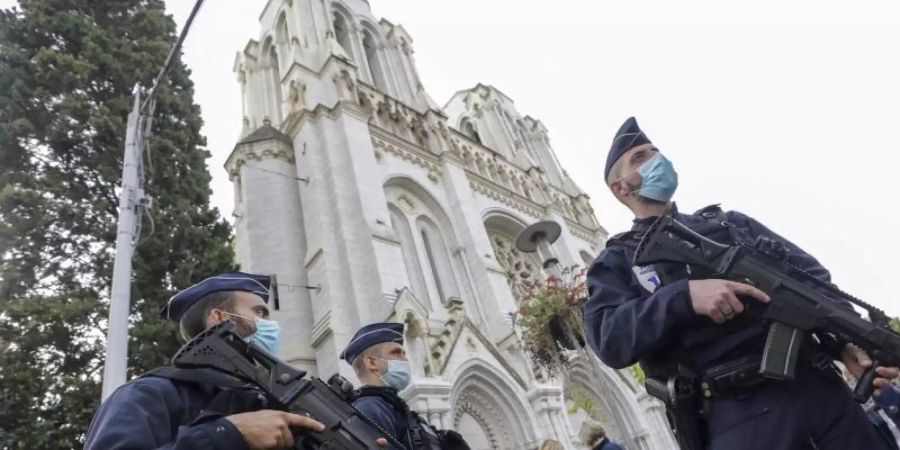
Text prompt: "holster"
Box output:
[[645, 375, 708, 450]]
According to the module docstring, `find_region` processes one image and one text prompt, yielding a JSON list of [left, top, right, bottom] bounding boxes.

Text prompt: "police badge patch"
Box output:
[[632, 265, 661, 293]]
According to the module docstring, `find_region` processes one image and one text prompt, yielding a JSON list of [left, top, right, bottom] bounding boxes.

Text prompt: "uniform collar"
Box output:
[[631, 202, 679, 229], [358, 385, 408, 413]]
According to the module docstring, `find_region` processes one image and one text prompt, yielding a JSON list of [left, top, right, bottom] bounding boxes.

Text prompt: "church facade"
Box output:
[[225, 1, 675, 448]]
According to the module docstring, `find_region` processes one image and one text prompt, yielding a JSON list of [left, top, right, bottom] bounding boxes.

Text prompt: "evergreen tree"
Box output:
[[0, 1, 235, 447]]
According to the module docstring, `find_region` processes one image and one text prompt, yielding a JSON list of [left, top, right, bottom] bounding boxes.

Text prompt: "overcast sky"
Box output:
[[5, 0, 899, 316]]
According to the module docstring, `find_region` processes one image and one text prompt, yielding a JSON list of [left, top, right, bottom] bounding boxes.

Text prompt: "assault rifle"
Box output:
[[173, 321, 396, 449], [633, 215, 900, 403]]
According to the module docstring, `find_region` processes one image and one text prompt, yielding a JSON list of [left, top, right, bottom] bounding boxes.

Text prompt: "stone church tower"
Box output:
[[225, 1, 676, 448]]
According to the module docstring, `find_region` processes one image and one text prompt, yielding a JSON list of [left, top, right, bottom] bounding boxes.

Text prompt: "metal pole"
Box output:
[[101, 86, 144, 400], [99, 0, 206, 401], [534, 238, 562, 279], [141, 0, 205, 116]]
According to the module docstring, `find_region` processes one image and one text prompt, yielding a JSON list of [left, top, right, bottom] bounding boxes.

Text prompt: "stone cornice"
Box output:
[[225, 138, 295, 179], [468, 177, 543, 220], [564, 217, 605, 246], [370, 133, 442, 183], [281, 99, 370, 139]]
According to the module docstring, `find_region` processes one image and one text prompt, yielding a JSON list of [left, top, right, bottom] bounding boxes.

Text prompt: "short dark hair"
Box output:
[[351, 343, 385, 376], [178, 291, 236, 341]]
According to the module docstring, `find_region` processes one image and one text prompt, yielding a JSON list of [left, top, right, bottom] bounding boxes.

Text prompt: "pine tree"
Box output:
[[0, 1, 235, 447]]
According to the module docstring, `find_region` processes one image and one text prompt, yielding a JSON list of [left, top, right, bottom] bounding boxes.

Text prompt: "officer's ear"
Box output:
[[364, 354, 377, 372], [363, 352, 383, 374], [609, 178, 627, 199], [206, 308, 229, 326]]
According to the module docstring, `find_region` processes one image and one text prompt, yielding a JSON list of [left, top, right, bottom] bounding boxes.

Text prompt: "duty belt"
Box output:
[[700, 355, 767, 398]]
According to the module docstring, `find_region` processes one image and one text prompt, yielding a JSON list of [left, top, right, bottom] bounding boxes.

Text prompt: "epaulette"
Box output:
[[694, 203, 725, 220], [604, 230, 644, 250]]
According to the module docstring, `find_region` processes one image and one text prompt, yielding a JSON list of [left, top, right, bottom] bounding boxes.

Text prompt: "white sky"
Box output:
[[5, 0, 899, 317]]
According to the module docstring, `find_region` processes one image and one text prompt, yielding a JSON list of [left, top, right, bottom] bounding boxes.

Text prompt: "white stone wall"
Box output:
[[226, 1, 675, 449]]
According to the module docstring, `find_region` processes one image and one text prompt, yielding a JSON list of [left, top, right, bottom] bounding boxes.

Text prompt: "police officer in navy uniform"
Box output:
[[84, 271, 326, 450], [878, 385, 900, 430], [341, 322, 469, 450], [579, 418, 625, 450], [583, 117, 900, 449]]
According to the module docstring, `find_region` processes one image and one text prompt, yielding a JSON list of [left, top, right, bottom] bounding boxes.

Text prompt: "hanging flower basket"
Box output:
[[549, 312, 586, 351], [517, 267, 588, 376]]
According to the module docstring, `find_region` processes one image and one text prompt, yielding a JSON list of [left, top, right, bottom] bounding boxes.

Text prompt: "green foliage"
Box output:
[[567, 395, 596, 416], [890, 317, 899, 334], [629, 364, 646, 385], [517, 268, 587, 376], [0, 1, 235, 447]]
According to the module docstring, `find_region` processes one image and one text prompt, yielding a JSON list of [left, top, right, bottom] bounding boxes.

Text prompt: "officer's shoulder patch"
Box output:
[[632, 265, 661, 293]]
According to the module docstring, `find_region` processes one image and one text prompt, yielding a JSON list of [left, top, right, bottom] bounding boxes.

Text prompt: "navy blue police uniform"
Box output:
[[583, 117, 890, 450], [341, 323, 411, 450], [341, 323, 462, 450], [592, 437, 626, 450], [877, 386, 900, 430], [83, 272, 273, 450]]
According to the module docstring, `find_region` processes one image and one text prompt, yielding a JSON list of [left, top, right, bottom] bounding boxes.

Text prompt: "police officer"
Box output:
[[583, 117, 900, 449], [579, 418, 625, 450], [341, 322, 469, 450], [877, 385, 900, 430], [84, 271, 326, 449]]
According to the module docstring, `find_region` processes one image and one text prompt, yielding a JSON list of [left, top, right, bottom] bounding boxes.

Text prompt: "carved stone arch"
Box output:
[[329, 0, 357, 25], [330, 3, 357, 61], [415, 215, 461, 305], [383, 176, 459, 246], [358, 20, 389, 92], [564, 355, 648, 449], [260, 36, 283, 124], [259, 33, 275, 60], [388, 204, 429, 303], [275, 11, 291, 63], [384, 176, 467, 312], [449, 358, 540, 449], [458, 116, 482, 145], [483, 209, 541, 303], [358, 20, 384, 44], [398, 306, 432, 377]]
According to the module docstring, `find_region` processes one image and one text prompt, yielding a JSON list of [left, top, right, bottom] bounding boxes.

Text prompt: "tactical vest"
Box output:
[[605, 204, 746, 285], [142, 367, 267, 419], [356, 387, 446, 450], [604, 205, 757, 377]]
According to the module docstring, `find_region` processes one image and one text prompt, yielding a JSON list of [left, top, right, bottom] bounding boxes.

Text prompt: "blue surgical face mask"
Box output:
[[247, 317, 282, 355], [225, 313, 282, 355], [619, 152, 678, 202], [375, 358, 411, 391]]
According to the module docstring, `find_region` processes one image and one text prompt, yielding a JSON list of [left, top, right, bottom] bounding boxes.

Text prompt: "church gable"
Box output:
[[435, 314, 529, 391]]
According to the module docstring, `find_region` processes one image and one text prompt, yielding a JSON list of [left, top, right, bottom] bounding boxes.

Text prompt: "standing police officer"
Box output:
[[579, 418, 625, 450], [583, 117, 900, 449], [341, 322, 469, 450], [84, 271, 325, 449], [878, 385, 900, 430]]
